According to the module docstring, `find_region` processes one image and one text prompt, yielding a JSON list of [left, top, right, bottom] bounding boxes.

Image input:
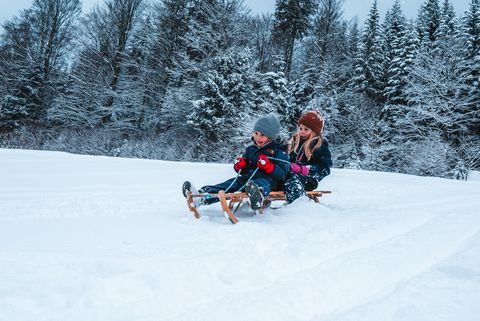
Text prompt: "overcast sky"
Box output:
[[0, 0, 471, 28]]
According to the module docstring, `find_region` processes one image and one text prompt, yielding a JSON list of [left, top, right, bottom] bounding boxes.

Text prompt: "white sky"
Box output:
[[0, 0, 471, 28]]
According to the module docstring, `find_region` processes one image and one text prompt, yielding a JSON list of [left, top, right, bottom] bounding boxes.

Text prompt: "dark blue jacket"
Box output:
[[289, 138, 332, 175], [241, 140, 290, 184]]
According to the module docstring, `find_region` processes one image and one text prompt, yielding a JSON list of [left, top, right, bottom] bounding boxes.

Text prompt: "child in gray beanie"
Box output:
[[183, 113, 289, 211], [253, 113, 281, 139]]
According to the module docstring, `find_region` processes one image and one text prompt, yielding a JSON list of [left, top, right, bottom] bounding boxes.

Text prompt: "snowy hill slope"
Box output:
[[1, 148, 479, 321]]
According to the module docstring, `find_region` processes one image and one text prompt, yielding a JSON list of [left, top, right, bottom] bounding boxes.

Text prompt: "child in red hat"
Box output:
[[282, 110, 332, 203]]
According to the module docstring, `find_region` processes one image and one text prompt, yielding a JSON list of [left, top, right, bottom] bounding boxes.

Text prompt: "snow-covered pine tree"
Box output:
[[287, 63, 317, 130], [312, 0, 344, 65], [383, 0, 409, 106], [272, 0, 316, 78], [436, 0, 458, 39], [187, 50, 255, 161], [355, 2, 408, 173], [400, 33, 472, 176], [417, 0, 441, 43], [402, 49, 469, 139], [462, 0, 480, 137], [464, 0, 480, 61], [253, 62, 290, 132], [156, 0, 250, 153], [354, 0, 385, 104], [123, 0, 192, 131], [291, 16, 347, 121], [0, 66, 43, 130], [0, 16, 38, 130], [181, 0, 246, 71], [459, 0, 480, 172], [348, 18, 360, 59], [137, 0, 204, 133]]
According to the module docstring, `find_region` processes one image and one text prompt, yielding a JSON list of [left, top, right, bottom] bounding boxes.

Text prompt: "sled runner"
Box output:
[[185, 190, 331, 224]]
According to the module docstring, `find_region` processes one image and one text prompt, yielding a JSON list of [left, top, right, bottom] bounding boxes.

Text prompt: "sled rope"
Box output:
[[266, 156, 291, 164], [224, 172, 241, 193], [225, 156, 289, 193], [224, 167, 260, 193]]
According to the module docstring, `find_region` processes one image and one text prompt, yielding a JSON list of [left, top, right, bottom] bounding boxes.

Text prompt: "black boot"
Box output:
[[182, 181, 204, 208], [182, 181, 194, 198], [245, 181, 265, 210]]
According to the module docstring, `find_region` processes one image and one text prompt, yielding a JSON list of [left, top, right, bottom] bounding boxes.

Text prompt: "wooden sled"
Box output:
[[186, 190, 331, 224]]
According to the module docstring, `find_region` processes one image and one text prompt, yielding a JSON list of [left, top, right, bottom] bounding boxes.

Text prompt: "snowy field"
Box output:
[[1, 148, 480, 321]]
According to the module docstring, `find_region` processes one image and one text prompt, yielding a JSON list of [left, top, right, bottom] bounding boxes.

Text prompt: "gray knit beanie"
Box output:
[[253, 113, 281, 139]]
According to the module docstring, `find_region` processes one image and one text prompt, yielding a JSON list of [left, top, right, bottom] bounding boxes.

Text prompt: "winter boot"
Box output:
[[182, 181, 203, 208], [245, 181, 265, 210], [182, 181, 197, 197]]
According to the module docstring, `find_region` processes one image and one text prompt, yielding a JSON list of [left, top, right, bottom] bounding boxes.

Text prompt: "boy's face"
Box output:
[[298, 124, 313, 139], [253, 131, 271, 147]]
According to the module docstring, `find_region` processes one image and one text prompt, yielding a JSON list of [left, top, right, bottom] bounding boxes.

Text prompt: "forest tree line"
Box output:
[[0, 0, 479, 179]]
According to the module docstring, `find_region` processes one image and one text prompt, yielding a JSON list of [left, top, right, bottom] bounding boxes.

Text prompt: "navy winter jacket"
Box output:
[[289, 138, 332, 175], [241, 140, 290, 184]]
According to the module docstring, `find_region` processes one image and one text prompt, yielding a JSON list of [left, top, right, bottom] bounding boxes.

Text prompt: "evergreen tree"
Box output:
[[0, 66, 43, 130], [182, 0, 244, 66], [288, 63, 317, 129], [347, 18, 360, 58], [272, 0, 316, 77], [142, 0, 191, 107], [402, 40, 471, 142], [187, 50, 255, 160], [417, 0, 441, 43], [312, 0, 344, 64], [464, 0, 480, 60], [383, 0, 412, 106], [158, 0, 248, 138], [354, 0, 385, 103], [436, 0, 458, 39], [253, 63, 290, 128], [462, 0, 480, 137]]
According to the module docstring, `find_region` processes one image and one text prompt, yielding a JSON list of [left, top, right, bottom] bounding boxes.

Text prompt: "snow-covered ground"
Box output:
[[1, 148, 480, 321]]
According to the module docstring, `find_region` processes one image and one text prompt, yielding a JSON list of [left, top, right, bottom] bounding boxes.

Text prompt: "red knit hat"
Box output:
[[298, 110, 324, 135]]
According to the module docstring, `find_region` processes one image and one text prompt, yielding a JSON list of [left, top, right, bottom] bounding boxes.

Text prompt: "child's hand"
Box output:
[[257, 154, 274, 174], [290, 162, 310, 176], [234, 157, 247, 172]]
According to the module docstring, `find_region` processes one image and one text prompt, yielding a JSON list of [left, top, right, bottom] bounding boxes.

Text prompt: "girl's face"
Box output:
[[298, 124, 313, 139], [253, 131, 271, 147]]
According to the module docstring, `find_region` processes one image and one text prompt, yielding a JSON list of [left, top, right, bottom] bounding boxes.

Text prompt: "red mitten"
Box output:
[[234, 157, 247, 172], [257, 154, 274, 174]]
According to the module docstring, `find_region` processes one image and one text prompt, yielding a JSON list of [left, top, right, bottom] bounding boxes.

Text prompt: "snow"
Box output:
[[1, 148, 480, 321], [469, 170, 480, 182]]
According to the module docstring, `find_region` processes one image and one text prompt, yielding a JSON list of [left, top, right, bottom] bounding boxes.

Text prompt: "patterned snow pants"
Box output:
[[282, 166, 330, 204]]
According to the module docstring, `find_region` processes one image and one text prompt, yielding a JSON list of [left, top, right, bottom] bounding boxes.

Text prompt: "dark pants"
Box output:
[[283, 166, 330, 203], [201, 176, 273, 205]]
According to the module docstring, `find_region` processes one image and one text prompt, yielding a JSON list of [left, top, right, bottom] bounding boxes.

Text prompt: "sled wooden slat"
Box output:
[[186, 190, 331, 224], [219, 190, 239, 224], [186, 191, 201, 219]]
